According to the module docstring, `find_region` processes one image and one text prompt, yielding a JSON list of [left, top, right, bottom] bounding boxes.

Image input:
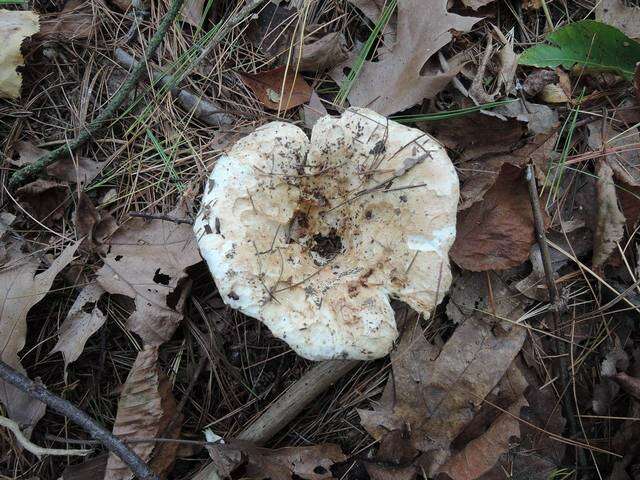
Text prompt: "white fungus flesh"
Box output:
[[194, 108, 459, 360]]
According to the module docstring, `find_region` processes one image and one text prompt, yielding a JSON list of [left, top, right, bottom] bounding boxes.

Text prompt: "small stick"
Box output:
[[7, 0, 187, 189], [129, 212, 194, 225], [525, 165, 584, 465], [237, 360, 360, 445], [1, 415, 92, 458], [114, 49, 234, 127], [0, 360, 158, 480]]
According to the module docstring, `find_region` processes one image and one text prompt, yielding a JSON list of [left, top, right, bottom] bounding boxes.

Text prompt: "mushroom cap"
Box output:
[[194, 108, 459, 360]]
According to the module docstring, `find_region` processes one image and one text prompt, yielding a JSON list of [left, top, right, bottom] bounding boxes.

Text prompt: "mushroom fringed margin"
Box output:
[[194, 108, 459, 360]]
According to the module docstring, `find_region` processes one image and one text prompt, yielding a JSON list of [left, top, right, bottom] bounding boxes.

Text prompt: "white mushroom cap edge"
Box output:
[[194, 107, 459, 360]]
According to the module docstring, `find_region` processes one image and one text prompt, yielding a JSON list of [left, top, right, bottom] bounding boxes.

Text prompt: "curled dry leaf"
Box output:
[[240, 66, 313, 111], [330, 0, 480, 115], [74, 192, 118, 252], [0, 10, 39, 99], [104, 347, 182, 480], [205, 442, 346, 480], [451, 164, 538, 271], [96, 205, 200, 345], [51, 283, 106, 378], [593, 159, 626, 268], [0, 239, 80, 433]]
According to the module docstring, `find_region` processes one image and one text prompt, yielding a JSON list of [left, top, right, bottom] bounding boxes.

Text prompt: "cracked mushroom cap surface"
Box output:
[[194, 108, 459, 360]]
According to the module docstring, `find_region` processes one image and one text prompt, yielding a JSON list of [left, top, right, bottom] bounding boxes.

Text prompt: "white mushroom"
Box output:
[[194, 107, 458, 360]]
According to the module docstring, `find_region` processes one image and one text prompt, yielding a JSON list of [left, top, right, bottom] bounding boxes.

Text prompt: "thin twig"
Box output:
[[1, 415, 92, 458], [7, 0, 187, 189], [525, 165, 585, 467], [237, 360, 360, 445], [114, 49, 234, 127], [129, 212, 194, 225], [0, 360, 159, 480]]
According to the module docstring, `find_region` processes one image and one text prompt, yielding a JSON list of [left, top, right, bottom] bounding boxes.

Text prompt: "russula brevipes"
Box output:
[[194, 108, 458, 360]]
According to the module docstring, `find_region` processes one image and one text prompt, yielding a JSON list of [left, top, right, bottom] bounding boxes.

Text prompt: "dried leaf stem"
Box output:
[[0, 360, 159, 480], [7, 0, 187, 189], [525, 165, 583, 463]]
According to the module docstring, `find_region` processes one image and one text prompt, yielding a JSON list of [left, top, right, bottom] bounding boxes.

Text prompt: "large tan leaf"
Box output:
[[96, 207, 200, 345], [0, 10, 39, 99], [104, 347, 182, 480], [330, 0, 480, 115], [359, 312, 526, 475], [450, 164, 537, 271], [0, 239, 80, 432]]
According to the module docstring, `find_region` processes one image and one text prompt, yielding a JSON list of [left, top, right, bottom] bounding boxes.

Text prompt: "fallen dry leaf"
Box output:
[[446, 270, 530, 327], [246, 2, 297, 63], [522, 69, 558, 97], [329, 0, 480, 115], [38, 0, 94, 41], [0, 10, 39, 99], [295, 31, 348, 71], [458, 131, 557, 210], [347, 0, 396, 60], [597, 0, 640, 40], [593, 159, 626, 268], [451, 164, 538, 271], [587, 121, 640, 186], [421, 110, 526, 161], [539, 83, 570, 103], [359, 313, 526, 476], [492, 99, 558, 135], [0, 239, 80, 433], [16, 179, 67, 225], [51, 282, 106, 377], [10, 141, 106, 185], [74, 192, 118, 252], [105, 346, 182, 480], [240, 66, 313, 111], [205, 442, 346, 480], [96, 205, 200, 345], [438, 396, 528, 480]]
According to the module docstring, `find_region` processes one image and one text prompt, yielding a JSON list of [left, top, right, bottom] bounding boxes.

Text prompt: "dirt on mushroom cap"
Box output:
[[194, 108, 459, 360]]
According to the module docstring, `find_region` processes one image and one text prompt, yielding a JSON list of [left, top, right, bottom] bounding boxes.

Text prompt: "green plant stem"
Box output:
[[8, 0, 187, 190]]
